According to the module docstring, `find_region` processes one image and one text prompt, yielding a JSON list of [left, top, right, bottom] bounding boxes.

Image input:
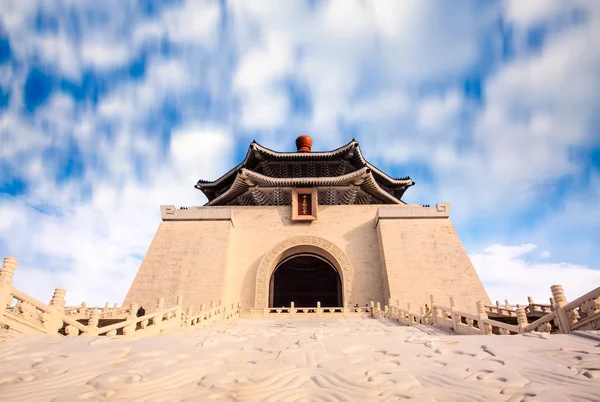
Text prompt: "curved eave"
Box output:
[[252, 140, 415, 188], [204, 167, 403, 206], [195, 139, 415, 198], [250, 140, 358, 160]]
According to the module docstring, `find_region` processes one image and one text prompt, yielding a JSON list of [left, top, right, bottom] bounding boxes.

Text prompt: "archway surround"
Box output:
[[255, 236, 355, 308]]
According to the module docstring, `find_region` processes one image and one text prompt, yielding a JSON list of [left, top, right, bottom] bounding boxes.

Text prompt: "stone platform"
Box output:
[[1, 318, 599, 401]]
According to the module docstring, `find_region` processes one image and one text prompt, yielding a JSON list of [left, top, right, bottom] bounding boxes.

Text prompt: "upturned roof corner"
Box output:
[[195, 138, 414, 206]]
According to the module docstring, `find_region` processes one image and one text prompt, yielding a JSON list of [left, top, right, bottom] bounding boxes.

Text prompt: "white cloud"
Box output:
[[5, 124, 235, 306], [504, 0, 576, 27], [417, 92, 463, 131], [539, 250, 550, 259], [80, 40, 132, 70], [471, 244, 600, 306], [160, 0, 221, 44]]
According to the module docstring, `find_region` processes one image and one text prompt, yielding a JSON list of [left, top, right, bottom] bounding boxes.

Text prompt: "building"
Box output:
[[124, 136, 490, 312]]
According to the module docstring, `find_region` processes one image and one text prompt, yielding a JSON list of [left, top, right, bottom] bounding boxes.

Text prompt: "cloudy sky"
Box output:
[[1, 0, 599, 308]]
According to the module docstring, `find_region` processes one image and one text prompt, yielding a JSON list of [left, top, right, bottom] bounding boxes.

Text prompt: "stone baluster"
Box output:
[[290, 301, 295, 317], [185, 306, 193, 325], [112, 303, 118, 317], [370, 301, 375, 317], [406, 303, 412, 325], [87, 309, 100, 335], [551, 285, 570, 334], [210, 300, 216, 309], [80, 302, 87, 317], [49, 288, 66, 312], [123, 302, 138, 336], [45, 288, 66, 335], [476, 300, 491, 335], [103, 302, 110, 313], [176, 295, 183, 320], [430, 294, 437, 324], [527, 296, 535, 312], [154, 298, 164, 329], [516, 306, 528, 334], [449, 297, 458, 332], [505, 300, 511, 310], [375, 302, 381, 318], [383, 304, 389, 318], [317, 301, 322, 318], [0, 257, 17, 309], [495, 300, 501, 312]]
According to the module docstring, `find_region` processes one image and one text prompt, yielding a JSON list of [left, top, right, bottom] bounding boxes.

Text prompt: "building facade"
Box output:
[[124, 137, 490, 312]]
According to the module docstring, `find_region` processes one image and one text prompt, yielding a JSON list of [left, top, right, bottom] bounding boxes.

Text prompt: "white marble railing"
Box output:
[[64, 302, 129, 320], [2, 256, 598, 337], [241, 302, 371, 318], [185, 302, 241, 328], [371, 285, 600, 336], [0, 257, 240, 337]]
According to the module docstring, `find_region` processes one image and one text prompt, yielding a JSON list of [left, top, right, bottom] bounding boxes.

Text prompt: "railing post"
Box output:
[[45, 288, 66, 335], [495, 300, 501, 313], [450, 297, 458, 332], [155, 298, 164, 329], [516, 306, 528, 334], [49, 288, 66, 312], [317, 301, 321, 318], [185, 306, 193, 326], [476, 300, 491, 335], [527, 296, 535, 312], [290, 301, 295, 318], [103, 302, 110, 313], [87, 309, 100, 335], [551, 285, 571, 334], [210, 300, 216, 309], [176, 295, 183, 320], [406, 303, 412, 325], [80, 302, 87, 317], [123, 302, 138, 336], [430, 294, 437, 324], [505, 299, 511, 310], [0, 257, 17, 309], [370, 301, 375, 317]]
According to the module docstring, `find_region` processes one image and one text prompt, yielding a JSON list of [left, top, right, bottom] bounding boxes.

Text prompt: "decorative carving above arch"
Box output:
[[255, 236, 354, 308]]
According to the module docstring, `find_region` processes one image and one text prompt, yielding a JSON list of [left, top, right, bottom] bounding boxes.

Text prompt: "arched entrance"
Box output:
[[255, 236, 355, 309], [269, 253, 342, 307]]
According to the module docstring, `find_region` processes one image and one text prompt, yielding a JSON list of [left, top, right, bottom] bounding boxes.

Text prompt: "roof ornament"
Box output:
[[295, 135, 312, 153]]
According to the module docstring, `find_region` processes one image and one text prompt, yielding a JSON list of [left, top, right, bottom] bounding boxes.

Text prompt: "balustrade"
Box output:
[[2, 255, 599, 337]]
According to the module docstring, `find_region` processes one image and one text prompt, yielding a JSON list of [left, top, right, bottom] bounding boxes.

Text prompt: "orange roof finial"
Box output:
[[296, 135, 312, 153]]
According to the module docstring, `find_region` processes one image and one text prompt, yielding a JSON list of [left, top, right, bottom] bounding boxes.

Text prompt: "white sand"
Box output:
[[1, 318, 599, 401]]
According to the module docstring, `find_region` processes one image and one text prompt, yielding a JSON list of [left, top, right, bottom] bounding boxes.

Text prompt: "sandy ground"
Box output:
[[1, 318, 599, 401]]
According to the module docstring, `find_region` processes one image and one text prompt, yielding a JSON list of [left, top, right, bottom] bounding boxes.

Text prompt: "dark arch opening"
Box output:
[[269, 253, 342, 308]]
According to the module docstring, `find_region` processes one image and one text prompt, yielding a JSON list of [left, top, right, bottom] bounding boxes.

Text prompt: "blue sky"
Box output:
[[1, 0, 599, 306]]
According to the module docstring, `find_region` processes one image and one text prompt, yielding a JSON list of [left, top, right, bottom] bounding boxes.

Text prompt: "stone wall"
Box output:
[[377, 204, 491, 312], [124, 203, 490, 312]]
